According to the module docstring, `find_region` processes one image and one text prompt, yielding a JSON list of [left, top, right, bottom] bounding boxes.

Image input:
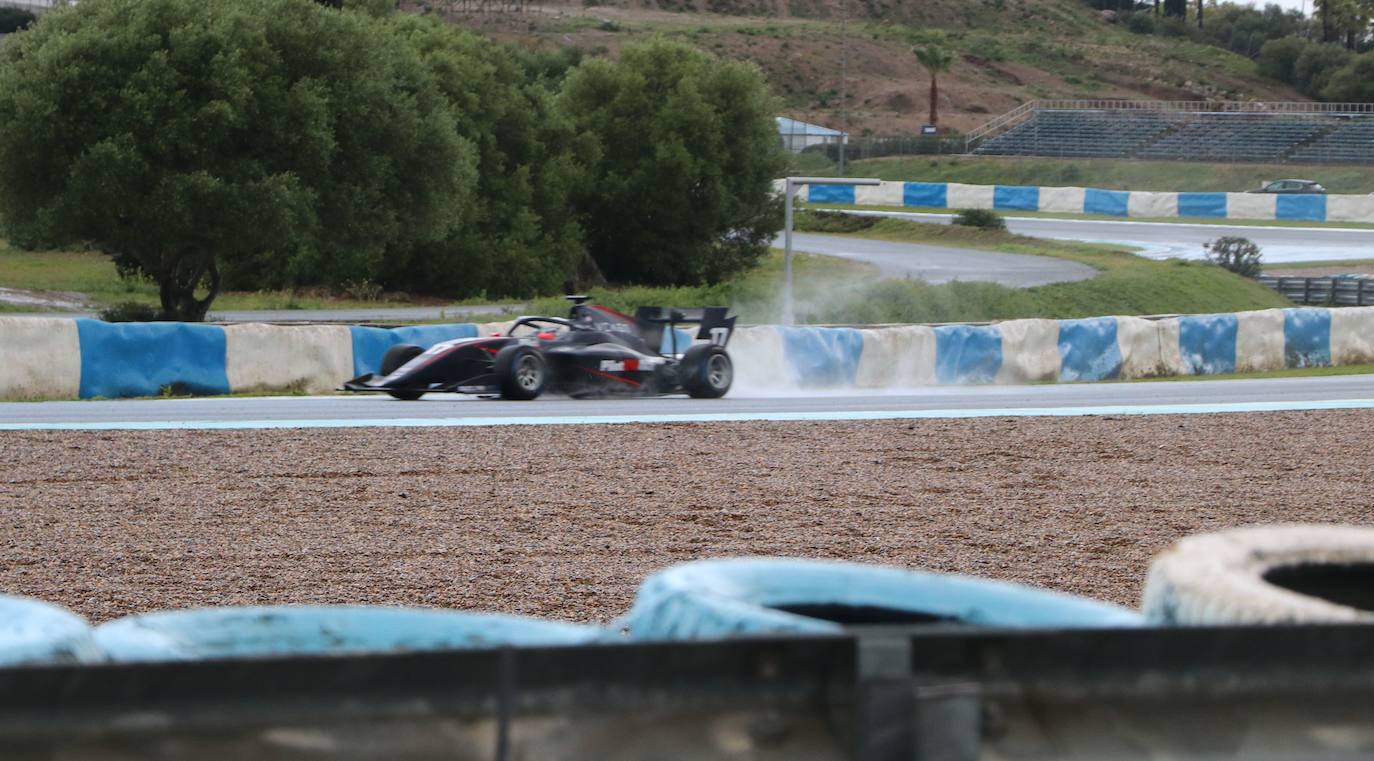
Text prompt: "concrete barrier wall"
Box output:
[[0, 320, 482, 401], [774, 306, 1363, 389], [803, 180, 1373, 223], [1, 305, 1369, 400]]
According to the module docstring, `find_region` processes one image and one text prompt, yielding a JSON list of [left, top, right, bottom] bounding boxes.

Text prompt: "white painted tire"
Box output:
[[1142, 524, 1374, 625], [0, 595, 104, 665]]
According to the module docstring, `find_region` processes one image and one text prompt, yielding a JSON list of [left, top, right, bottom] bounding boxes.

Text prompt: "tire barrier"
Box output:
[[623, 558, 1144, 640], [93, 605, 601, 662], [1142, 525, 1374, 625], [731, 306, 1374, 391], [786, 179, 1374, 223], [0, 595, 104, 666]]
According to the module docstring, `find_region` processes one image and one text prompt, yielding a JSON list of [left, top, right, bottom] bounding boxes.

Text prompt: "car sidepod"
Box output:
[[544, 343, 674, 396]]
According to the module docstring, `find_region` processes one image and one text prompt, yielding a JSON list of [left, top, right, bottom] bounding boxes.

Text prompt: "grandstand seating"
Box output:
[[1290, 117, 1374, 164], [972, 106, 1374, 164]]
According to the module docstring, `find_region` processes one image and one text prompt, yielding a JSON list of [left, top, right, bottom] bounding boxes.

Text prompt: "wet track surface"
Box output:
[[4, 374, 1372, 428]]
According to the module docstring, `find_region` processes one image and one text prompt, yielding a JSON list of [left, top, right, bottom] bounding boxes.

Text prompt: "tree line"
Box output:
[[0, 0, 786, 320]]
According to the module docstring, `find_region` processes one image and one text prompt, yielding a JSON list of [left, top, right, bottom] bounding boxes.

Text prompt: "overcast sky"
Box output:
[[1236, 0, 1309, 13]]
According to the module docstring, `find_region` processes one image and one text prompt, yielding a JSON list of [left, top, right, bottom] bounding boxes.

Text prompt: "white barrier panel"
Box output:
[[1330, 306, 1374, 366], [1234, 309, 1286, 373], [730, 326, 787, 391], [1225, 193, 1277, 221], [946, 183, 996, 210], [856, 181, 904, 207], [0, 318, 81, 400], [854, 326, 936, 387], [1038, 186, 1086, 215], [995, 319, 1059, 383], [1327, 195, 1374, 224], [1127, 192, 1178, 219], [1117, 316, 1184, 379], [224, 324, 353, 394]]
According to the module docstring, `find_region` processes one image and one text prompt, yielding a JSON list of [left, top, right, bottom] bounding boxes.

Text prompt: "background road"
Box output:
[[825, 209, 1374, 263], [777, 232, 1097, 286], [4, 374, 1372, 428]]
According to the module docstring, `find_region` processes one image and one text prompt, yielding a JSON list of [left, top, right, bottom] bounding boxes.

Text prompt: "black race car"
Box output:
[[343, 297, 736, 401]]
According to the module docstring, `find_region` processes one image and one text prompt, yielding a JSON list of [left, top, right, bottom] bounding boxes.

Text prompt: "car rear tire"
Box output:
[[681, 344, 732, 399], [380, 344, 424, 401], [495, 345, 547, 400]]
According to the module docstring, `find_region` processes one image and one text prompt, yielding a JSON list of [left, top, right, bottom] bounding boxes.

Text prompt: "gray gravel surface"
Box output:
[[777, 232, 1097, 286], [2, 411, 1370, 624]]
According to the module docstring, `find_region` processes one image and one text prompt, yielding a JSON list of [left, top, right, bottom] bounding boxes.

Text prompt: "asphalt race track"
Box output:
[[4, 374, 1372, 429], [825, 209, 1374, 263], [778, 233, 1096, 286]]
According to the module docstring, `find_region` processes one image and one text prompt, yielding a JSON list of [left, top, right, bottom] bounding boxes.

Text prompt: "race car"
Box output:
[[342, 297, 736, 401]]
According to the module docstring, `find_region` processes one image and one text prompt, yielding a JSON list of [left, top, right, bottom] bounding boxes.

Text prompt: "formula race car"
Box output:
[[343, 297, 736, 401]]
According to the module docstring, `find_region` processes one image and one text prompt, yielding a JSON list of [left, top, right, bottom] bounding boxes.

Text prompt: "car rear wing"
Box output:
[[634, 306, 737, 353]]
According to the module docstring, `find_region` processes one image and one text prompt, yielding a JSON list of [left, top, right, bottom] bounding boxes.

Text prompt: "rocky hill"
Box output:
[[407, 0, 1306, 135]]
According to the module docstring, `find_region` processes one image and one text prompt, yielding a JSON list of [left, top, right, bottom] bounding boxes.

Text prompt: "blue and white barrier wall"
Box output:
[[785, 179, 1374, 223], [731, 305, 1374, 390], [0, 317, 508, 401]]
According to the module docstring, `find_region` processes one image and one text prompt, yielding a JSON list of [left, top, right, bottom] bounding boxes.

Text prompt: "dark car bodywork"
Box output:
[[1248, 179, 1326, 194], [342, 300, 736, 400]]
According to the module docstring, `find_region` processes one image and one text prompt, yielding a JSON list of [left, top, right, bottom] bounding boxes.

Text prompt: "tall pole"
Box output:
[[838, 0, 848, 174], [783, 179, 795, 326]]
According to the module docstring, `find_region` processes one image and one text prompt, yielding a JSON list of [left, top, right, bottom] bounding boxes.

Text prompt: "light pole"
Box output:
[[781, 176, 881, 326]]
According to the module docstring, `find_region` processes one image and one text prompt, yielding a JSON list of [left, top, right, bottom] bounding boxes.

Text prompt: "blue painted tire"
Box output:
[[624, 558, 1144, 640], [93, 605, 600, 662], [0, 595, 104, 665]]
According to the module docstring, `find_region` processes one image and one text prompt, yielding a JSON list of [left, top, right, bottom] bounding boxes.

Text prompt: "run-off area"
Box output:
[[2, 412, 1369, 624]]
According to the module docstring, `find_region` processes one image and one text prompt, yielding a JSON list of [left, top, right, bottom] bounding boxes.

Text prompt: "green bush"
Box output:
[[1257, 36, 1308, 84], [1204, 236, 1263, 278], [953, 208, 1007, 231], [1125, 12, 1155, 35], [1294, 43, 1351, 98], [794, 210, 878, 233], [1321, 51, 1374, 103]]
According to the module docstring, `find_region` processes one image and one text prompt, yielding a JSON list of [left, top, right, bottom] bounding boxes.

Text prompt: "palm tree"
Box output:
[[914, 46, 954, 129]]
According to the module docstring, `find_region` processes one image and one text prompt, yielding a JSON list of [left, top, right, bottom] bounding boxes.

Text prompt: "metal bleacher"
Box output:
[[968, 101, 1374, 164]]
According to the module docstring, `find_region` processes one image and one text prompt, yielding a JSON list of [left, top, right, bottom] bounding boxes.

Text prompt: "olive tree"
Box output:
[[558, 39, 787, 287], [0, 0, 474, 320]]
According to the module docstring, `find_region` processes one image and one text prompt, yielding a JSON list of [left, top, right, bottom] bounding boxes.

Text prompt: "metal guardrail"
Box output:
[[1260, 275, 1374, 306], [3, 624, 1374, 760]]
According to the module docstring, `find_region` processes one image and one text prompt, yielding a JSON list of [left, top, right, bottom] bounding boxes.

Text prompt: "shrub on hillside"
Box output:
[[953, 208, 1007, 231], [1126, 12, 1155, 35], [1257, 36, 1308, 84], [1321, 51, 1374, 103], [1204, 236, 1263, 278], [1294, 43, 1352, 98]]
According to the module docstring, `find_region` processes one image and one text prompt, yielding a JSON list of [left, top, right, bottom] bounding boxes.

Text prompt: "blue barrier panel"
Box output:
[[1178, 192, 1228, 218], [934, 324, 1002, 384], [807, 184, 856, 204], [76, 320, 229, 399], [93, 606, 601, 662], [1283, 308, 1331, 367], [658, 328, 695, 355], [623, 558, 1145, 641], [1084, 188, 1130, 217], [1276, 195, 1327, 222], [1057, 317, 1121, 382], [1178, 313, 1238, 375], [350, 323, 480, 377], [993, 185, 1040, 212], [0, 595, 104, 666], [903, 181, 948, 208], [778, 327, 864, 387]]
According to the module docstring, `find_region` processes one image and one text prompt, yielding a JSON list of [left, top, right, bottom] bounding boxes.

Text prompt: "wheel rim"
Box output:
[[515, 354, 542, 390], [706, 354, 731, 389]]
